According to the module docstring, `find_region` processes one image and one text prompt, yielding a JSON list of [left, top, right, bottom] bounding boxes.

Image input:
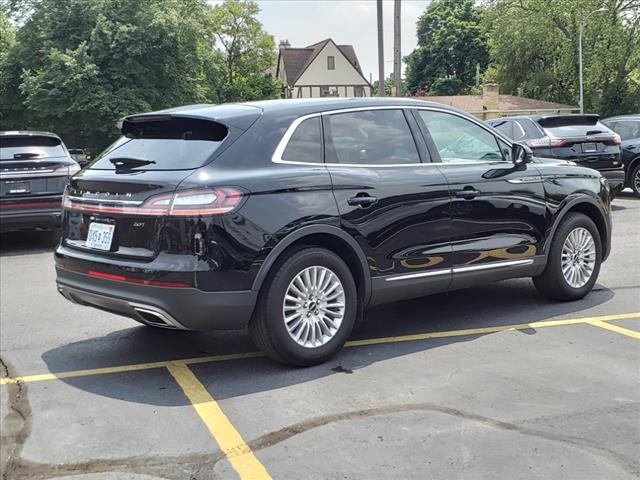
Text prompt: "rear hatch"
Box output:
[[536, 116, 622, 170], [62, 104, 261, 261], [0, 133, 76, 206]]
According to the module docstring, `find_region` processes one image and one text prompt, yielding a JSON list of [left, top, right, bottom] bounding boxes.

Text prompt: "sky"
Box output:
[[254, 0, 431, 83]]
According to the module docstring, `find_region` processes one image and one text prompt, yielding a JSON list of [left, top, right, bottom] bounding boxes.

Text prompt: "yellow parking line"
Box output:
[[589, 320, 640, 340], [167, 363, 271, 480], [345, 312, 640, 347], [2, 312, 639, 385]]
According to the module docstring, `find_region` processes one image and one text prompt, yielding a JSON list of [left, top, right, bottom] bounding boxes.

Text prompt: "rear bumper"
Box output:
[[55, 266, 257, 331], [0, 195, 63, 230]]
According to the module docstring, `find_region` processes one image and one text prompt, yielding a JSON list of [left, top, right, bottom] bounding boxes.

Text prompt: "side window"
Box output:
[[418, 111, 504, 163], [324, 109, 420, 165], [512, 121, 528, 141], [281, 117, 322, 163], [614, 121, 640, 141], [491, 120, 514, 139]]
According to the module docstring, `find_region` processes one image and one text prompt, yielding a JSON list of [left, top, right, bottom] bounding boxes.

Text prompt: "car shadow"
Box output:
[[0, 229, 61, 256], [41, 279, 615, 406]]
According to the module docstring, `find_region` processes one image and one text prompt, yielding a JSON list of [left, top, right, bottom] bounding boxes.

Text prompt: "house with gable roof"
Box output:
[[276, 38, 371, 99]]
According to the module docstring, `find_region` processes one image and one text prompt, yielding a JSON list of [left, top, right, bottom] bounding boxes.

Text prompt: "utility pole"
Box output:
[[393, 0, 401, 96], [377, 0, 384, 97], [578, 7, 607, 113]]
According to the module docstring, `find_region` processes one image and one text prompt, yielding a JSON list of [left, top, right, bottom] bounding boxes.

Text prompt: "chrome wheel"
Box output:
[[283, 266, 345, 348], [634, 167, 640, 193], [561, 227, 596, 288]]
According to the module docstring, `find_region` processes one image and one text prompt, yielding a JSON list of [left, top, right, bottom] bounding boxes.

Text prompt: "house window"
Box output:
[[355, 86, 365, 97], [327, 56, 335, 70]]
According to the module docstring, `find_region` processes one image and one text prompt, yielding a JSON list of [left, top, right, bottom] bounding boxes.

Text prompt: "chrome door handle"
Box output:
[[348, 195, 378, 207], [455, 189, 481, 199]]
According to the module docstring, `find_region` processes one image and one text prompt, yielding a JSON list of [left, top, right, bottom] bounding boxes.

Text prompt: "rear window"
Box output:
[[0, 135, 66, 161], [90, 117, 228, 170], [543, 122, 612, 138]]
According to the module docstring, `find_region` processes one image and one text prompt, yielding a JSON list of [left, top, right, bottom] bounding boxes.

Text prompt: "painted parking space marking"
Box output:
[[167, 362, 271, 480], [2, 311, 639, 386], [589, 320, 640, 340]]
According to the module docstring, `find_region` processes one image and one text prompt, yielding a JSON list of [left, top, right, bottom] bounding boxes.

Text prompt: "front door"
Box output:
[[413, 109, 548, 290], [323, 108, 452, 305]]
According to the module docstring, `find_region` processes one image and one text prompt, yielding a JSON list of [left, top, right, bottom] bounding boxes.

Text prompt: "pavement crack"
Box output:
[[246, 402, 638, 476], [0, 355, 32, 480]]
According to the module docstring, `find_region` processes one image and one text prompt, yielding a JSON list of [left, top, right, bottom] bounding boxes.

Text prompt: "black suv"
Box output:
[[486, 115, 625, 197], [1, 131, 80, 231], [602, 115, 640, 196], [55, 99, 612, 365]]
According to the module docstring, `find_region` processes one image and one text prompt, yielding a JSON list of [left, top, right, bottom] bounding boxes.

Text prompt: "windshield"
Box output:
[[0, 135, 67, 161], [89, 117, 228, 170]]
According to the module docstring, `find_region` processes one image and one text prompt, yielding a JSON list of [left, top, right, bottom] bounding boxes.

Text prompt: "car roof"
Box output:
[[130, 98, 469, 125], [602, 115, 640, 122], [0, 130, 61, 139]]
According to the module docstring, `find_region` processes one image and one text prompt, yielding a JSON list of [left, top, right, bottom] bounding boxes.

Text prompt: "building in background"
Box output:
[[414, 84, 578, 120], [276, 38, 371, 99]]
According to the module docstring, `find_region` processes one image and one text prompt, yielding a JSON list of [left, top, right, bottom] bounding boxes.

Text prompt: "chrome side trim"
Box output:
[[385, 267, 451, 282], [271, 105, 513, 166], [452, 258, 534, 274], [507, 177, 543, 184], [383, 258, 535, 282]]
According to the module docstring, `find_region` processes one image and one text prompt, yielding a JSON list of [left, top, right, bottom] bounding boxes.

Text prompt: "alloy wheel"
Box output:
[[561, 227, 596, 288], [282, 266, 345, 348]]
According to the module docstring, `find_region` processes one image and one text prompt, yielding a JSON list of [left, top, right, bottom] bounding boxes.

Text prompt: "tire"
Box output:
[[631, 163, 640, 197], [249, 246, 358, 366], [533, 212, 602, 301]]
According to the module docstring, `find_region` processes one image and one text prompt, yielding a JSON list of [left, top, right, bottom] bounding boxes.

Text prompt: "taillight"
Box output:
[[169, 188, 242, 216], [53, 163, 81, 176], [63, 187, 244, 216], [611, 134, 621, 145], [526, 136, 566, 148]]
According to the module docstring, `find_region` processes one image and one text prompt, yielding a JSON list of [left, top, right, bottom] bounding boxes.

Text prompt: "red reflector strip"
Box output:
[[59, 265, 190, 288], [0, 201, 61, 209]]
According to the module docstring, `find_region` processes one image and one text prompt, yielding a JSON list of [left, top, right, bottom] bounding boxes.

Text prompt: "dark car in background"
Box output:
[[55, 99, 612, 366], [486, 115, 625, 197], [1, 131, 80, 231], [602, 114, 640, 196]]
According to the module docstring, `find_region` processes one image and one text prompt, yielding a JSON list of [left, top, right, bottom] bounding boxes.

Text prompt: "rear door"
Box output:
[[62, 110, 258, 260], [414, 109, 547, 290], [323, 108, 451, 304]]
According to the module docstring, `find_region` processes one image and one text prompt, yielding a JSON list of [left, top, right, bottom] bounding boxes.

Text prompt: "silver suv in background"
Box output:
[[1, 131, 80, 231]]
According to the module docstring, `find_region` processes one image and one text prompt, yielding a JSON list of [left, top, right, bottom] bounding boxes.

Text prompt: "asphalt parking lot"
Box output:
[[1, 191, 639, 480]]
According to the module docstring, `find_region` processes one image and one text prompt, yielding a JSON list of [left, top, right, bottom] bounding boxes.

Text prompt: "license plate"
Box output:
[[582, 142, 597, 153], [86, 222, 115, 251], [7, 181, 30, 194]]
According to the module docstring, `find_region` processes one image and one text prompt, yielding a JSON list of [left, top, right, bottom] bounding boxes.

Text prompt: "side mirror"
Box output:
[[511, 142, 533, 165]]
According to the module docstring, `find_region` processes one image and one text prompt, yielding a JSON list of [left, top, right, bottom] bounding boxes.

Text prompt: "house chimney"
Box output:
[[279, 39, 291, 50], [482, 83, 500, 119]]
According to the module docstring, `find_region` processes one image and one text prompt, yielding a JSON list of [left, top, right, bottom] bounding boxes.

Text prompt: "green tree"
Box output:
[[0, 0, 281, 152], [211, 0, 280, 102], [404, 0, 488, 95], [483, 0, 640, 114]]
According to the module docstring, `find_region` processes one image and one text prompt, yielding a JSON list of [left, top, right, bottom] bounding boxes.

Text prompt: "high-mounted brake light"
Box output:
[[63, 187, 243, 216]]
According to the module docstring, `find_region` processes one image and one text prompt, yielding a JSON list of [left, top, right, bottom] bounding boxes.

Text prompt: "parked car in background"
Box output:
[[68, 148, 91, 167], [486, 115, 625, 197], [601, 115, 640, 197], [55, 99, 612, 366], [1, 131, 80, 231]]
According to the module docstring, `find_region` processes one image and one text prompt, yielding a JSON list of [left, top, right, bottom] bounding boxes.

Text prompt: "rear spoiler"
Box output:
[[536, 115, 599, 128]]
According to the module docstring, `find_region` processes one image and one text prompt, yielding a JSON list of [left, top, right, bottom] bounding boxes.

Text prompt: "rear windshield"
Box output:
[[0, 135, 66, 161], [90, 117, 228, 170], [543, 122, 611, 138]]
